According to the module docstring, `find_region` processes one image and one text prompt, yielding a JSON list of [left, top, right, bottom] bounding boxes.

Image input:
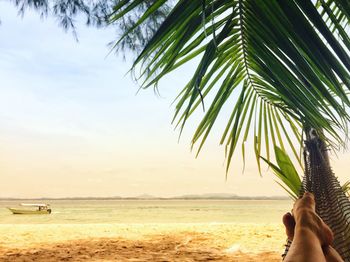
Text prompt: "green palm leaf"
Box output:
[[262, 146, 302, 200], [110, 0, 350, 174]]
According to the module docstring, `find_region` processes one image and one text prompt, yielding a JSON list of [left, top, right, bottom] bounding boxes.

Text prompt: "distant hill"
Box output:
[[0, 193, 289, 201], [135, 194, 157, 199], [174, 193, 239, 199], [173, 193, 288, 200]]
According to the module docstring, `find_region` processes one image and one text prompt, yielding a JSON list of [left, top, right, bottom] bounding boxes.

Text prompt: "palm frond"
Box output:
[[342, 180, 350, 197], [110, 0, 350, 172], [261, 146, 302, 200]]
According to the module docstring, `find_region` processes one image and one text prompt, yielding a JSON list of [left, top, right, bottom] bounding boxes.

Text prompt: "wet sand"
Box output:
[[0, 223, 285, 261]]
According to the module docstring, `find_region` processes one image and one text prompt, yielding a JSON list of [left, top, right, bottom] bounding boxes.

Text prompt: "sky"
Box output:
[[0, 2, 349, 198]]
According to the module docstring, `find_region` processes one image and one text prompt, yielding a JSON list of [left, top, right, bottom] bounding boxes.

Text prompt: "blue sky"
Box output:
[[0, 2, 348, 198]]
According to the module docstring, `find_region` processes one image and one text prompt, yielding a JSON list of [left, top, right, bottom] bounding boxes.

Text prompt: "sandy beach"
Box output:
[[0, 223, 285, 261]]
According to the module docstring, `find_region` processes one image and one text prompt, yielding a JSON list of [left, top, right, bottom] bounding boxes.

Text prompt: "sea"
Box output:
[[0, 199, 292, 224]]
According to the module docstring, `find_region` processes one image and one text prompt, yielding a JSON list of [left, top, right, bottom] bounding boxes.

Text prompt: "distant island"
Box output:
[[0, 193, 289, 201]]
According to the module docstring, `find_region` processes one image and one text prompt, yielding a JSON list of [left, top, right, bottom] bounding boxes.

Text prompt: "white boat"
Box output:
[[7, 203, 52, 214]]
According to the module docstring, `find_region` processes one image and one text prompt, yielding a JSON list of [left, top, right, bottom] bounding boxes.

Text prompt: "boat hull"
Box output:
[[7, 208, 51, 215]]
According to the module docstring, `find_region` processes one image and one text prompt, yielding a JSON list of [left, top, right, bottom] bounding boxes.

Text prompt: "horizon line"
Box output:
[[0, 194, 290, 200]]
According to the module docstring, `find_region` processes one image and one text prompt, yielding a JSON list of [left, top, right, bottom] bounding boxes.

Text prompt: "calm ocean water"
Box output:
[[0, 199, 292, 224]]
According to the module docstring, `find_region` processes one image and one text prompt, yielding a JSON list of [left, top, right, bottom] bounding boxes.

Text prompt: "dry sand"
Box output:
[[0, 223, 286, 261]]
